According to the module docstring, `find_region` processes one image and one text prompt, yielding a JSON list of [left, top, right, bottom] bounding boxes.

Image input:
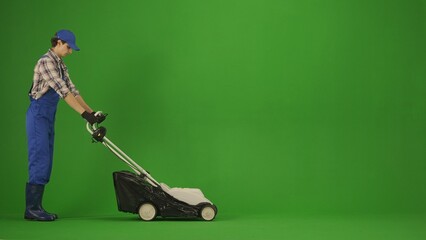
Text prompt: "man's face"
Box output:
[[56, 40, 73, 58]]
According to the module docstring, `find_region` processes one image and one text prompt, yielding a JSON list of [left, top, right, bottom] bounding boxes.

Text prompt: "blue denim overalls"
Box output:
[[26, 57, 62, 185]]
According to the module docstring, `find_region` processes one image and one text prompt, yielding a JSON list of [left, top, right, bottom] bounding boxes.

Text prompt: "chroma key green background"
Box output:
[[1, 0, 426, 239]]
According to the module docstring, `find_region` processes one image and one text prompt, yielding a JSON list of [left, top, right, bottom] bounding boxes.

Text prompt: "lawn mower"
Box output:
[[86, 112, 217, 221]]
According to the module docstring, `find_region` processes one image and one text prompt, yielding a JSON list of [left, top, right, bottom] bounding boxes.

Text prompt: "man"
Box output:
[[25, 29, 105, 221]]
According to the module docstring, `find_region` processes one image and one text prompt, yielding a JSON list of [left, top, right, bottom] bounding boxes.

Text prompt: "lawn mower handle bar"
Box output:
[[86, 113, 160, 187]]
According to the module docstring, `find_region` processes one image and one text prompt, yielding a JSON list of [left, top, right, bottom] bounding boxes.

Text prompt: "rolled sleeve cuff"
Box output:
[[57, 87, 70, 99], [59, 92, 70, 99], [72, 89, 80, 97]]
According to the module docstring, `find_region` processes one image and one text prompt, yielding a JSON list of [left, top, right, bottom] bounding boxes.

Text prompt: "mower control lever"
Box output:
[[92, 126, 107, 142]]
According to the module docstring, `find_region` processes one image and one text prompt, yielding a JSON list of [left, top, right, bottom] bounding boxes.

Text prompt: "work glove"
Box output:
[[91, 111, 107, 124], [81, 111, 98, 125]]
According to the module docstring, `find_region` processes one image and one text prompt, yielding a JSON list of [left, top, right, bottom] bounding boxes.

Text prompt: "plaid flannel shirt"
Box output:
[[29, 49, 80, 99]]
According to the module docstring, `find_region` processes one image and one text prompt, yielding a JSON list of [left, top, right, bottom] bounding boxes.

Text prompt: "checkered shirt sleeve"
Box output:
[[37, 58, 79, 98]]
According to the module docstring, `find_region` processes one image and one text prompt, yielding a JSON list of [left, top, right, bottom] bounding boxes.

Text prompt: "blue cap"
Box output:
[[56, 30, 80, 51]]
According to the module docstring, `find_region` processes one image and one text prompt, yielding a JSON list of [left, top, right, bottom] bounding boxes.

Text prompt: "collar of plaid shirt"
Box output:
[[47, 49, 63, 64]]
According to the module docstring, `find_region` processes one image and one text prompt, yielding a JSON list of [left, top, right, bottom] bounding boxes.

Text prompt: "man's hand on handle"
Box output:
[[81, 111, 98, 125], [91, 111, 107, 124]]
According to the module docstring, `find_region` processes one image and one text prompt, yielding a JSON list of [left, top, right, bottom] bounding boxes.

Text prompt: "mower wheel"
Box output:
[[138, 203, 157, 221], [200, 205, 216, 221]]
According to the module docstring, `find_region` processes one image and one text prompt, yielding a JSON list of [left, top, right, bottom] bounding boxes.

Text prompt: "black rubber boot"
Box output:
[[24, 183, 57, 221]]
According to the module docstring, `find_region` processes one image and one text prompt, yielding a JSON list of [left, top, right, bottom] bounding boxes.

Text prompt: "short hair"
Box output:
[[50, 33, 66, 47]]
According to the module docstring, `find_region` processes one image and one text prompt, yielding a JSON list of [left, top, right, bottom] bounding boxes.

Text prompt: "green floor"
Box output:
[[1, 213, 426, 240]]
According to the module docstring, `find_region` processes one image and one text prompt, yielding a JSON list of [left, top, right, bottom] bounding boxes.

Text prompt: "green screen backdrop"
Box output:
[[1, 0, 426, 239]]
